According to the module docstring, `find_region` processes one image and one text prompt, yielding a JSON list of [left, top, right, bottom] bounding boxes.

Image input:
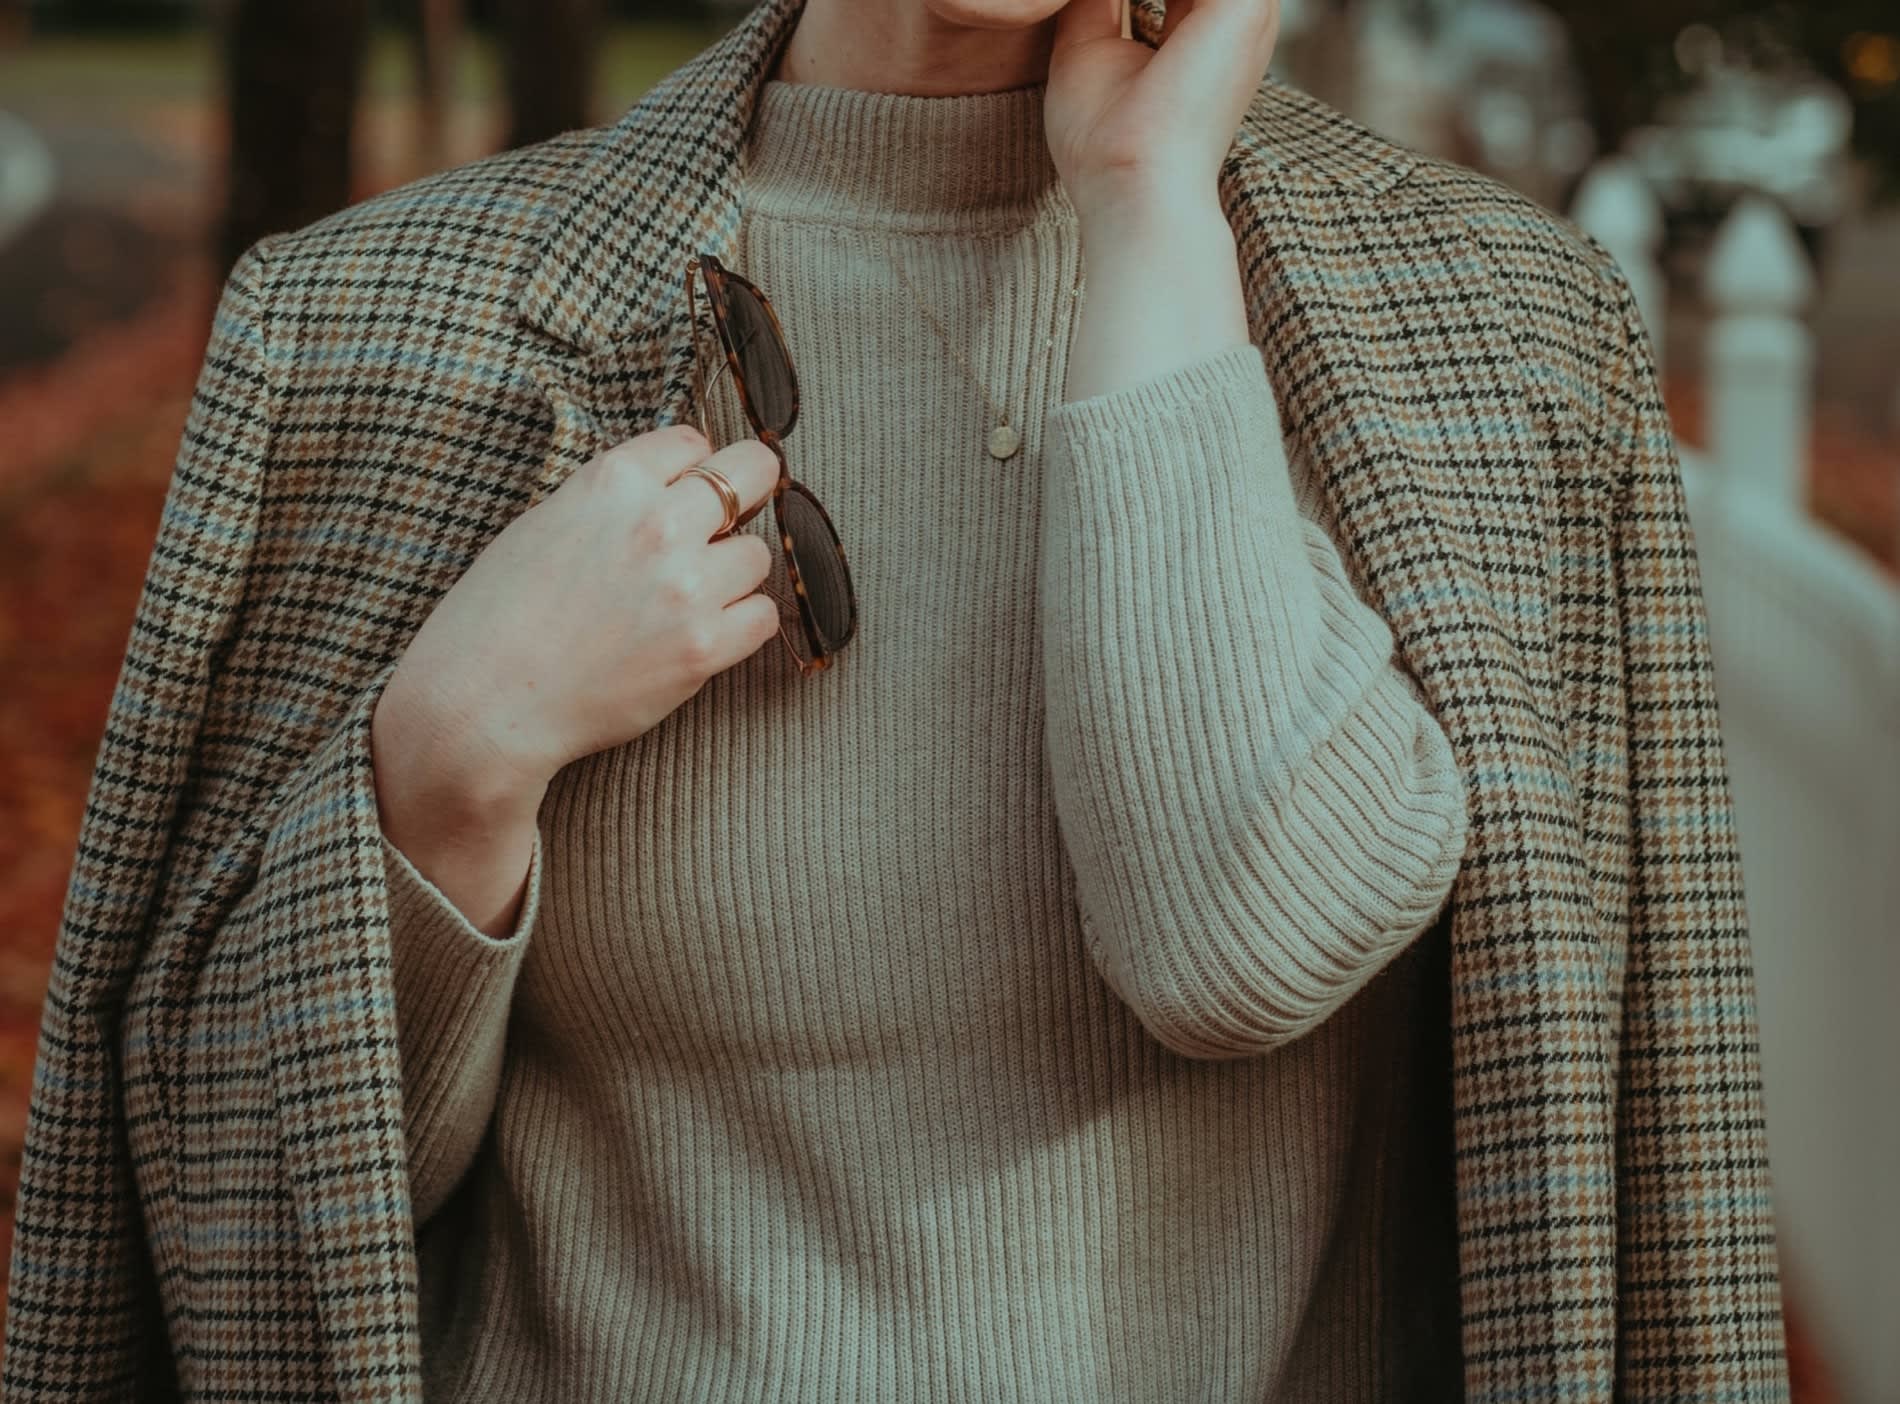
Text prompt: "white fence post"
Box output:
[[1704, 196, 1814, 507], [1571, 156, 1666, 370], [0, 111, 57, 253]]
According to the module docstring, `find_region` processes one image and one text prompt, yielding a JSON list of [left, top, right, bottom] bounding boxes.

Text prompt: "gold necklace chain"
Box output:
[[769, 93, 1086, 462]]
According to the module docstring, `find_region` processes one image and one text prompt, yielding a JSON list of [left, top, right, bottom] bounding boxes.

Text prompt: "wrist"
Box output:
[[1073, 178, 1229, 253], [372, 664, 549, 847], [1066, 194, 1251, 404]]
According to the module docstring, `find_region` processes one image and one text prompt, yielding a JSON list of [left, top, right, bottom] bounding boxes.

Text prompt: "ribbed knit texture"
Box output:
[[379, 77, 1471, 1401]]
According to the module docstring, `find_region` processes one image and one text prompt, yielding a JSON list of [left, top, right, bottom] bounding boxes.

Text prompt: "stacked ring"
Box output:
[[681, 464, 742, 540]]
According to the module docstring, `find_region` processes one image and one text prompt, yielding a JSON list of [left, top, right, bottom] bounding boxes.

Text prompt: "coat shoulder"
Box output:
[[239, 125, 610, 332], [1254, 79, 1640, 386], [1391, 154, 1631, 324], [1387, 155, 1647, 456], [1250, 87, 1653, 494]]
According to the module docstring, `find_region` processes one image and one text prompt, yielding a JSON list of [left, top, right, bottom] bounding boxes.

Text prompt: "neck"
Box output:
[[769, 0, 1058, 95]]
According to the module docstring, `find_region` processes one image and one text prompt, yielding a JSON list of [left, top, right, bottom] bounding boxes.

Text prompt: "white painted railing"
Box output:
[[0, 109, 56, 252], [1571, 158, 1666, 370], [1704, 197, 1816, 508], [1574, 167, 1900, 1404]]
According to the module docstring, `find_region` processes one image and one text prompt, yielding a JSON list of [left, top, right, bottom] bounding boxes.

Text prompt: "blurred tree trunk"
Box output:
[[219, 0, 373, 277], [0, 0, 28, 50], [1555, 0, 1738, 156], [410, 0, 464, 172], [499, 0, 603, 149]]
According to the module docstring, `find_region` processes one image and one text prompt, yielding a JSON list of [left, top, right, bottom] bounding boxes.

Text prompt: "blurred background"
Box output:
[[0, 0, 1895, 1396]]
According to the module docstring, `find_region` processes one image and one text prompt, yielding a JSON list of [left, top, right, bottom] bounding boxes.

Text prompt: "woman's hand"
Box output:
[[374, 425, 785, 827], [1043, 0, 1281, 220], [1046, 0, 1272, 402]]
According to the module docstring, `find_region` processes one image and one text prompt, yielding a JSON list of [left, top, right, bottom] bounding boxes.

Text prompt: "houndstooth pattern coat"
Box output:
[[2, 0, 1791, 1396]]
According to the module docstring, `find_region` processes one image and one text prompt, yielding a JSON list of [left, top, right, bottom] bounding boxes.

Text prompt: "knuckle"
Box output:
[[641, 508, 687, 552], [678, 623, 720, 671], [606, 424, 705, 473], [653, 566, 697, 612], [671, 567, 705, 604], [599, 442, 647, 475]]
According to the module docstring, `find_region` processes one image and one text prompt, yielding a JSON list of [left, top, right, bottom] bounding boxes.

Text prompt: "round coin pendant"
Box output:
[[987, 423, 1022, 460]]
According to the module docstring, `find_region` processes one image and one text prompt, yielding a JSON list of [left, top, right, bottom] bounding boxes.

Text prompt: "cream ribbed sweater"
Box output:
[[378, 78, 1472, 1401]]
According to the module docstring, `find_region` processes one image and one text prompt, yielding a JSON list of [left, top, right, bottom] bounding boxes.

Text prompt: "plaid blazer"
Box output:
[[3, 0, 1791, 1396]]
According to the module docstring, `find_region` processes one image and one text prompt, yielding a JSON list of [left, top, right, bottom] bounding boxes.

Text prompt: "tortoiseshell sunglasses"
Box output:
[[684, 252, 859, 677]]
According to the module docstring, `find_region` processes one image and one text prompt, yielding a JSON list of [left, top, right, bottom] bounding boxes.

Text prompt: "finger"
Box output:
[[665, 437, 779, 541], [701, 529, 776, 608], [1052, 0, 1121, 58], [1147, 0, 1277, 106], [707, 592, 783, 673], [614, 422, 716, 486]]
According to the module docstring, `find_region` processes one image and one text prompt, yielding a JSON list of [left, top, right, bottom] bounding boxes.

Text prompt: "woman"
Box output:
[[3, 0, 1791, 1397]]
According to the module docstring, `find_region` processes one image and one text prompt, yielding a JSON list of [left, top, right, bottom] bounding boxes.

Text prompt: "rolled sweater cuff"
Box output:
[[381, 824, 542, 1218], [382, 827, 543, 959], [1053, 338, 1283, 448]]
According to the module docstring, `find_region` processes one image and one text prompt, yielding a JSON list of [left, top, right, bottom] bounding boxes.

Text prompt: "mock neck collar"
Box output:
[[742, 78, 1072, 236], [512, 0, 1415, 354]]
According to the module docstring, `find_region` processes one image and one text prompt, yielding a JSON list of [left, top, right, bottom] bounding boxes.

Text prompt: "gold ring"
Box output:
[[681, 464, 741, 539]]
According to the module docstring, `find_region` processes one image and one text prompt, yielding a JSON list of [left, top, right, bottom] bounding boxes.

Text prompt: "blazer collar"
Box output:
[[514, 0, 1417, 361]]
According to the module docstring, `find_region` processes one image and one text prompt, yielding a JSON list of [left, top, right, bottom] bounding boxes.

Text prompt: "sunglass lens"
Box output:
[[779, 485, 855, 652], [721, 280, 797, 439]]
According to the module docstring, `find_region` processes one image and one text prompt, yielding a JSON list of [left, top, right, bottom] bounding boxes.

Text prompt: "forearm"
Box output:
[[369, 668, 547, 1222], [1065, 184, 1251, 404], [1045, 202, 1469, 1057], [371, 665, 545, 938]]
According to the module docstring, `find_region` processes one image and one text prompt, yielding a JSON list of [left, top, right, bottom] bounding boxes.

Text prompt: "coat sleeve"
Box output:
[[2, 243, 539, 1400], [1597, 258, 1792, 1401], [0, 246, 280, 1400], [221, 663, 547, 1235]]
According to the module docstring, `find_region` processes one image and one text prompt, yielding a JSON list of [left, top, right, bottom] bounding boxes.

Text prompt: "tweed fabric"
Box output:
[[1, 0, 1789, 1397]]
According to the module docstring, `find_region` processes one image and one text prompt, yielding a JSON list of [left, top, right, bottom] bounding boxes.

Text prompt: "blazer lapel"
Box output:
[[522, 329, 697, 510], [511, 0, 770, 506]]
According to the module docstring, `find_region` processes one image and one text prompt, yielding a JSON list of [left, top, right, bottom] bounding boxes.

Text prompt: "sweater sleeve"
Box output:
[[1039, 339, 1470, 1060], [379, 817, 542, 1221]]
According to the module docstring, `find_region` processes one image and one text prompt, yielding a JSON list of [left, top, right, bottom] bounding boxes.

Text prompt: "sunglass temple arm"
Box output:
[[685, 262, 737, 441]]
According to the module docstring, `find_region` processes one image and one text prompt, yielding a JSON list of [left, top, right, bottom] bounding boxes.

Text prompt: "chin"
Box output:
[[919, 0, 1071, 32]]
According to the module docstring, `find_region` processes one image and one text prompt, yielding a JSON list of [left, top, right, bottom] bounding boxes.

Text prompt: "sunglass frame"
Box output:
[[685, 252, 859, 677]]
